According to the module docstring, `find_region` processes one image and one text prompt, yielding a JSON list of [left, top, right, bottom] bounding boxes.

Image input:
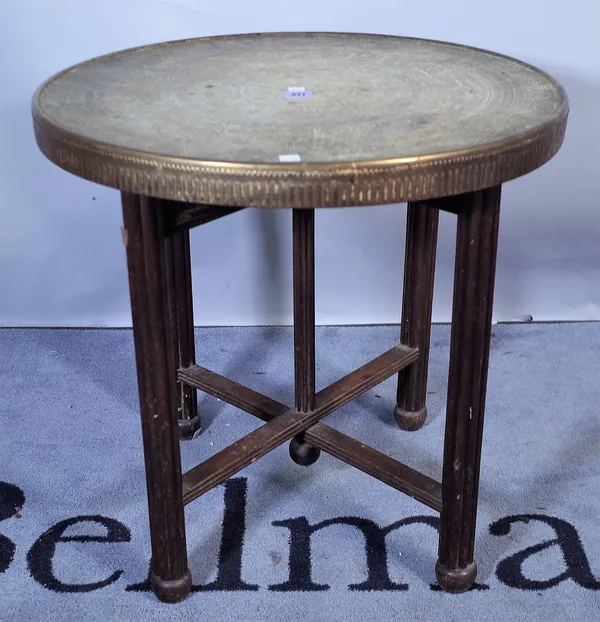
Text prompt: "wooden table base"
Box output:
[[32, 29, 566, 608], [121, 187, 501, 603]]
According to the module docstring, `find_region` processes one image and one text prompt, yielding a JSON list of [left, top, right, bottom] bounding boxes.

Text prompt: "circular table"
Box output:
[[32, 33, 568, 602]]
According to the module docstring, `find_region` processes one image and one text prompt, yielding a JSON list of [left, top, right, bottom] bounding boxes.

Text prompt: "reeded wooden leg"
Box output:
[[289, 208, 320, 466], [164, 227, 201, 440], [436, 186, 501, 593], [122, 193, 192, 603], [395, 202, 439, 431]]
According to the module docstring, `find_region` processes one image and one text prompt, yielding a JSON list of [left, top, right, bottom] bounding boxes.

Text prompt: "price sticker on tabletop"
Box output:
[[284, 86, 313, 99]]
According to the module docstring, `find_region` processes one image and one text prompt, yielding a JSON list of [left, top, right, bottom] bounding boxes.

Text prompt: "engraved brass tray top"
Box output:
[[33, 32, 568, 208]]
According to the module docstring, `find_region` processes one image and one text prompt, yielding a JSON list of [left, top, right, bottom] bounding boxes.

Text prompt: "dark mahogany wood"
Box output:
[[121, 193, 191, 603], [180, 343, 418, 503], [121, 184, 503, 600], [293, 209, 316, 413], [180, 365, 442, 509], [179, 365, 288, 419], [163, 226, 200, 440], [161, 198, 245, 439], [181, 405, 327, 504], [309, 423, 442, 511], [436, 185, 502, 593], [395, 202, 439, 431], [168, 202, 244, 232], [290, 209, 319, 464], [178, 365, 441, 509], [180, 343, 417, 423], [315, 345, 418, 412]]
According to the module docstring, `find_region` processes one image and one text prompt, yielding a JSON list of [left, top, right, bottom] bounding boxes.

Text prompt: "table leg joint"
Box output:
[[178, 345, 438, 511]]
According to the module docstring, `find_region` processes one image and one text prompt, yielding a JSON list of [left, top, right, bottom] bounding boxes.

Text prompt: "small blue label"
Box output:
[[284, 91, 313, 99]]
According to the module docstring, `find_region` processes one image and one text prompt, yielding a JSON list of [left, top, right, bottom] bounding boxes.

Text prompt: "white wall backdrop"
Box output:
[[1, 0, 598, 327]]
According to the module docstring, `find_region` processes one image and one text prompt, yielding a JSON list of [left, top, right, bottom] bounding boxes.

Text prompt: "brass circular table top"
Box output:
[[32, 33, 568, 208]]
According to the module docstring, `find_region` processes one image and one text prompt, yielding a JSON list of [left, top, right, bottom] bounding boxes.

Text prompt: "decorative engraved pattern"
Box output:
[[32, 34, 569, 208]]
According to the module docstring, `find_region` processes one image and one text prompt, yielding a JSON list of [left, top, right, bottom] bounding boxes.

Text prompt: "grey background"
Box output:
[[1, 0, 598, 327]]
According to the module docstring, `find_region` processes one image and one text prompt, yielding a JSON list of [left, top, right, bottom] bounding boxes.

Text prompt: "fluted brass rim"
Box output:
[[32, 33, 569, 208]]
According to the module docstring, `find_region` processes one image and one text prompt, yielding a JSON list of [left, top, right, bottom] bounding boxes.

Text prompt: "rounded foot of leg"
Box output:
[[435, 560, 477, 593], [152, 570, 192, 603], [178, 414, 201, 441], [394, 405, 427, 431], [289, 435, 320, 466]]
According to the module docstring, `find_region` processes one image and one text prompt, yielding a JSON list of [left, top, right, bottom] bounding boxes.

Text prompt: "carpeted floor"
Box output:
[[1, 324, 599, 621]]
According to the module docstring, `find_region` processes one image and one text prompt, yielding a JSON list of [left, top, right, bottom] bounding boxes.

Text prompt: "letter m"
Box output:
[[269, 515, 438, 591]]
